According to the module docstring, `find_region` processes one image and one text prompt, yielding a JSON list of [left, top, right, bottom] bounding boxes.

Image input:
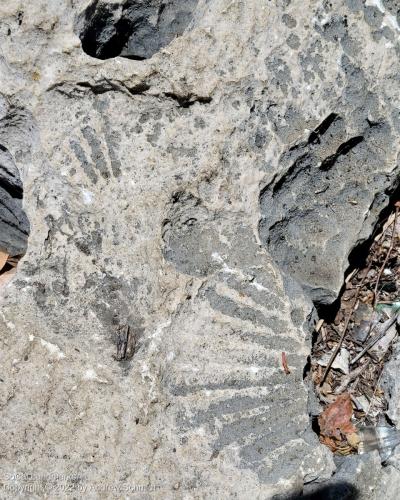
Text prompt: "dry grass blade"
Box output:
[[334, 361, 370, 394], [319, 264, 371, 386], [350, 312, 399, 365], [374, 212, 395, 242]]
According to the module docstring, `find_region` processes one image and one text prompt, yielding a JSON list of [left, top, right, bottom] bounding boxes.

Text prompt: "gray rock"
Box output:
[[303, 453, 382, 500], [0, 121, 29, 256], [76, 0, 199, 60], [259, 112, 397, 305], [382, 342, 400, 425], [0, 0, 400, 497]]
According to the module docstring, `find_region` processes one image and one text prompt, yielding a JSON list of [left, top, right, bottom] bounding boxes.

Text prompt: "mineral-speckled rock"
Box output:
[[0, 0, 399, 497]]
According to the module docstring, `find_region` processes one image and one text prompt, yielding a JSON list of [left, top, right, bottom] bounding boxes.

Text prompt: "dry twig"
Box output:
[[319, 265, 371, 386], [373, 206, 399, 307], [350, 312, 399, 365], [334, 361, 370, 394]]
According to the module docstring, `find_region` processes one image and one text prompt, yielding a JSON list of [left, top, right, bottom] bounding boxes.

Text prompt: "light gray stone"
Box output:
[[0, 0, 399, 497]]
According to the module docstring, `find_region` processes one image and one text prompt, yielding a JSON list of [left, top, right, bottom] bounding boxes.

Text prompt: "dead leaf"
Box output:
[[319, 435, 337, 451], [370, 323, 397, 360], [0, 250, 9, 272], [319, 393, 356, 442]]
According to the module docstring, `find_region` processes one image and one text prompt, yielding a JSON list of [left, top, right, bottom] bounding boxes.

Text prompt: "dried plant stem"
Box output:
[[350, 312, 399, 365], [335, 360, 370, 394], [319, 268, 369, 386], [373, 206, 399, 307]]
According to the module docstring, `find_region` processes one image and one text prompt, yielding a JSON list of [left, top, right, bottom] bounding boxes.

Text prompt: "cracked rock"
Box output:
[[1, 0, 400, 497], [0, 111, 30, 256], [259, 114, 398, 305]]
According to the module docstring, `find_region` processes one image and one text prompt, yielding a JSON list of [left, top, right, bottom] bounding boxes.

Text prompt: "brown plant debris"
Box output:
[[319, 393, 359, 454], [311, 204, 400, 453], [113, 324, 136, 361]]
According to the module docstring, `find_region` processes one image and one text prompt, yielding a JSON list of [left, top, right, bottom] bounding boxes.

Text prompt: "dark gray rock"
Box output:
[[0, 144, 29, 256], [259, 113, 397, 305], [302, 453, 381, 500], [77, 0, 199, 60]]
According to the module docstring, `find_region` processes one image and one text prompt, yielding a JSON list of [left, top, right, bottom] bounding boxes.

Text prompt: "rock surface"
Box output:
[[0, 0, 400, 498], [0, 109, 30, 256], [77, 0, 199, 60], [259, 111, 397, 304], [382, 340, 400, 426]]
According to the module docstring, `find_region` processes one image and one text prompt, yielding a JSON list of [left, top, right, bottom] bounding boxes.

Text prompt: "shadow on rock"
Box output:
[[274, 481, 359, 500]]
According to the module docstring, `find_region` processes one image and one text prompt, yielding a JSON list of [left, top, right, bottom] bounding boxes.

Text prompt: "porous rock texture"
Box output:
[[1, 0, 400, 498]]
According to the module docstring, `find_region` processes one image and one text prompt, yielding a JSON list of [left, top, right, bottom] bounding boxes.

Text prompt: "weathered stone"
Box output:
[[76, 0, 199, 60], [0, 106, 30, 256], [0, 0, 400, 497], [382, 341, 400, 425], [259, 110, 398, 306]]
